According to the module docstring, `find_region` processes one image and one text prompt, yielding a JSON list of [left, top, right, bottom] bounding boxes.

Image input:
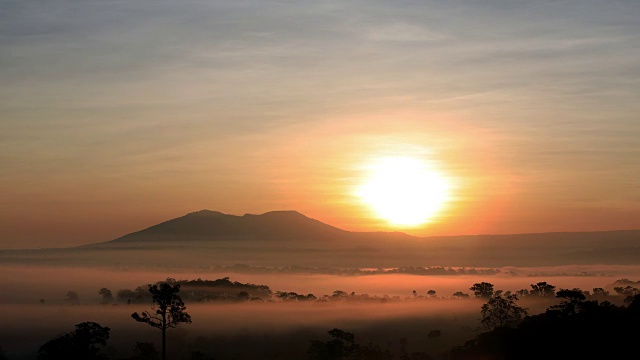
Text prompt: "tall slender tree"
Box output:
[[131, 282, 192, 360]]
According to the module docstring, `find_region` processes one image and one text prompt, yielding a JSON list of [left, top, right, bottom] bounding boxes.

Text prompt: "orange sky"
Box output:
[[1, 1, 639, 248]]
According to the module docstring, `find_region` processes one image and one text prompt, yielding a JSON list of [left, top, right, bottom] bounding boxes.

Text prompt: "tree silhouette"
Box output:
[[98, 288, 113, 304], [614, 285, 640, 303], [332, 290, 348, 299], [307, 328, 356, 360], [592, 287, 609, 297], [308, 328, 414, 359], [131, 282, 192, 360], [452, 291, 470, 299], [480, 294, 528, 330], [38, 321, 110, 360], [549, 289, 586, 315], [529, 281, 556, 297], [470, 282, 494, 299]]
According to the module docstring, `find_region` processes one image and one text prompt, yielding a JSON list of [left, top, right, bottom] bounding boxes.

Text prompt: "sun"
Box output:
[[356, 156, 451, 226]]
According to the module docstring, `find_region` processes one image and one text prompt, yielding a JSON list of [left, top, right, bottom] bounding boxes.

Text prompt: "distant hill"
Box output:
[[95, 210, 355, 246], [2, 209, 640, 269]]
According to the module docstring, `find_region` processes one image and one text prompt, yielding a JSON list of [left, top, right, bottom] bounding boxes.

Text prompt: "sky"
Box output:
[[1, 0, 639, 248]]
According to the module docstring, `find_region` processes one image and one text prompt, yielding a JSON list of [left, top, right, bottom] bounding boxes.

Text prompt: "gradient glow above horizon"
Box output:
[[1, 0, 639, 248]]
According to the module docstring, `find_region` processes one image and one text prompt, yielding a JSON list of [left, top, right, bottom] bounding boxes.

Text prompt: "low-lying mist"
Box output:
[[1, 263, 639, 359], [2, 264, 639, 305], [0, 300, 487, 360]]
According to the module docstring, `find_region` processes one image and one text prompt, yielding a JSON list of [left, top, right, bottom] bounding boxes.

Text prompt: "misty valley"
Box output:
[[2, 266, 640, 360], [1, 211, 640, 359]]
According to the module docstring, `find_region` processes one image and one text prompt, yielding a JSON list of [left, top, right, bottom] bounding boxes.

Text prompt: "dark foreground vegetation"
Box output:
[[448, 291, 640, 359], [6, 277, 640, 360]]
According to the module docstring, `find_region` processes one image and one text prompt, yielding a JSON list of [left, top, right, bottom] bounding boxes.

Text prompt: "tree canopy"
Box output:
[[38, 321, 110, 360]]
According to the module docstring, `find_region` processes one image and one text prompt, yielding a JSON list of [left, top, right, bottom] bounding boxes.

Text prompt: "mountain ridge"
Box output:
[[98, 209, 640, 245], [3, 209, 640, 268], [95, 209, 355, 247]]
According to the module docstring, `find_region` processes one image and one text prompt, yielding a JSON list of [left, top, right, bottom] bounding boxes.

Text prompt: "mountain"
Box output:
[[94, 210, 356, 246], [2, 209, 640, 269]]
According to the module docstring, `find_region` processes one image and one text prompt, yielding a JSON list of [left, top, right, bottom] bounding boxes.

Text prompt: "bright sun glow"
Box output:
[[356, 156, 451, 226]]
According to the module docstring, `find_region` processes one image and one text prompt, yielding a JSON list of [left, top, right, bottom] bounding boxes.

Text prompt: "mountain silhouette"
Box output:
[[101, 210, 352, 245], [2, 209, 640, 269]]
